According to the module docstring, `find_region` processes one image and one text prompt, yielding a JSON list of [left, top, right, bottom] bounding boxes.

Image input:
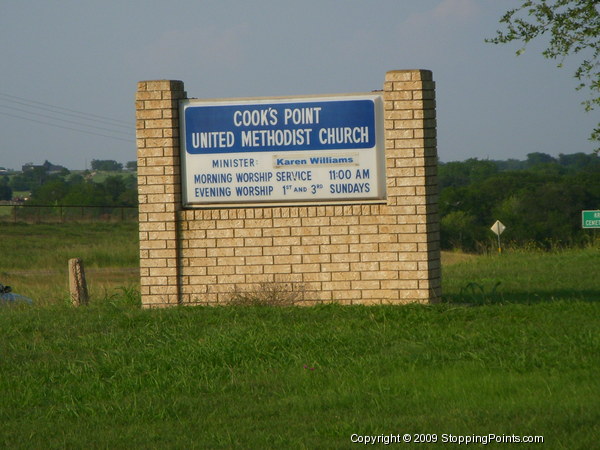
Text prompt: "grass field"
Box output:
[[0, 222, 139, 305], [0, 223, 599, 448], [442, 246, 600, 304]]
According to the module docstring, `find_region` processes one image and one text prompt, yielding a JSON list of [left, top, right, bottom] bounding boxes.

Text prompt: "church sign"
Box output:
[[180, 94, 386, 207]]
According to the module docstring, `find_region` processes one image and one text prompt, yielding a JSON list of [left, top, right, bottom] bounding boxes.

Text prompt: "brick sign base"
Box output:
[[136, 70, 441, 307]]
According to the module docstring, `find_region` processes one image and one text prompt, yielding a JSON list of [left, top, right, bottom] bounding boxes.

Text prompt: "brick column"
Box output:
[[383, 70, 441, 302], [136, 80, 186, 307]]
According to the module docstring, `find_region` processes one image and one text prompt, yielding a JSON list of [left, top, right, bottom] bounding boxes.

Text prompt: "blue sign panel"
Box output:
[[180, 94, 385, 206], [184, 99, 376, 154]]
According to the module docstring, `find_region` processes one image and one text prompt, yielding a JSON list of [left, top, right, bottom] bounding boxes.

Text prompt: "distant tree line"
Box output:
[[440, 152, 600, 250], [90, 159, 136, 171], [26, 173, 137, 207], [1, 159, 137, 206], [91, 159, 123, 171]]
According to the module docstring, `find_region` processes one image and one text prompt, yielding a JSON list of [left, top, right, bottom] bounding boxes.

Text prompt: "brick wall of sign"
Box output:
[[135, 70, 440, 307]]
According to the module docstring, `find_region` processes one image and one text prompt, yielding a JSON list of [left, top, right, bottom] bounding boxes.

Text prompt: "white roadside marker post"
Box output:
[[490, 220, 506, 254]]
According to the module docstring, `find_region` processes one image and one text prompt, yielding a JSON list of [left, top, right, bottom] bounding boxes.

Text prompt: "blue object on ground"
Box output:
[[0, 284, 33, 305]]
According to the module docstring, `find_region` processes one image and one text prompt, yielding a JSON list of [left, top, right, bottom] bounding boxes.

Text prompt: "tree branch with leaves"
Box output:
[[487, 0, 600, 149]]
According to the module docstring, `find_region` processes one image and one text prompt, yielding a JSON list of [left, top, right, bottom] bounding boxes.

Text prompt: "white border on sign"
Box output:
[[179, 92, 386, 208]]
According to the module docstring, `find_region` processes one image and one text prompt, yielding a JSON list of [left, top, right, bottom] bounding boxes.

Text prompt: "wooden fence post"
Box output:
[[69, 258, 89, 306]]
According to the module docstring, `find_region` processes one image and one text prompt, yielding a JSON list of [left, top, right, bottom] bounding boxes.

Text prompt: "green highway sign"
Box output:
[[582, 210, 600, 229]]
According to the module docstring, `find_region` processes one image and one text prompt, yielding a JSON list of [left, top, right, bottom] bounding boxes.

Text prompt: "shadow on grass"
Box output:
[[444, 282, 600, 305]]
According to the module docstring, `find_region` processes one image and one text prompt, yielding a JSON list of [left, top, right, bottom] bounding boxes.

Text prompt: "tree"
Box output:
[[91, 159, 123, 171], [440, 211, 481, 251], [525, 152, 557, 167], [102, 175, 126, 204], [8, 173, 29, 191], [0, 176, 12, 201], [29, 178, 69, 205], [61, 182, 107, 206], [559, 151, 600, 170], [487, 1, 600, 148], [438, 158, 498, 189]]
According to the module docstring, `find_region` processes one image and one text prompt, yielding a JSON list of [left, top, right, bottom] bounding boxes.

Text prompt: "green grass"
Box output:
[[0, 206, 12, 218], [0, 222, 139, 305], [443, 247, 600, 304], [1, 301, 598, 448], [0, 222, 138, 270], [0, 223, 599, 448]]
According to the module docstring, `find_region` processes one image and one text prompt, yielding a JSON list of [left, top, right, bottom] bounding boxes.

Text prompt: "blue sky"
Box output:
[[1, 0, 597, 170]]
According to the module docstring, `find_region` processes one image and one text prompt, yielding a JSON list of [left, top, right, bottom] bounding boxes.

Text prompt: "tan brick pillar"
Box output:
[[136, 80, 186, 307], [383, 70, 441, 302]]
